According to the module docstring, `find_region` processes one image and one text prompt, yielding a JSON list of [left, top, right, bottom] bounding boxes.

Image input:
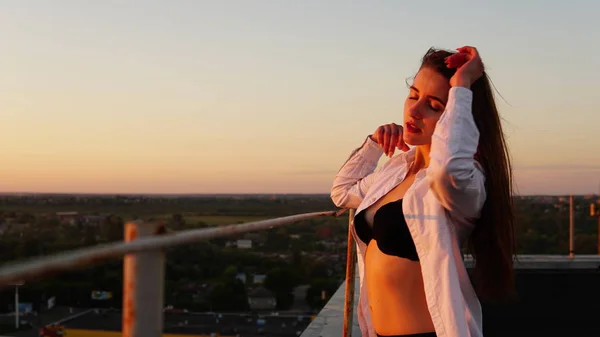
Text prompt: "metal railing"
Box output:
[[0, 208, 357, 337]]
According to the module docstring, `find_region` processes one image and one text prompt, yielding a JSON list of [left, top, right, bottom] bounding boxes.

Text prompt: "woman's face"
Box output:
[[403, 67, 450, 146]]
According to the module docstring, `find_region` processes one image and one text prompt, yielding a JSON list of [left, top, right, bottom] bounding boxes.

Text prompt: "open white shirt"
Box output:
[[331, 87, 485, 337]]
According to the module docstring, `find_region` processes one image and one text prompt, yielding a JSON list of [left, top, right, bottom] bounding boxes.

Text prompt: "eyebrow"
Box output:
[[410, 86, 446, 105]]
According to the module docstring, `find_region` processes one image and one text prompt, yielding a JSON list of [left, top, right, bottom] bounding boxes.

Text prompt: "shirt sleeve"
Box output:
[[426, 86, 486, 222], [330, 136, 385, 209]]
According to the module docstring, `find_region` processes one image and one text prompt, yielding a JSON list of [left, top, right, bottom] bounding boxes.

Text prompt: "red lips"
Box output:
[[405, 122, 421, 134]]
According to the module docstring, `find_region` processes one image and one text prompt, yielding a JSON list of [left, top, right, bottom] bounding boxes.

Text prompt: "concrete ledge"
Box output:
[[299, 255, 600, 337], [464, 254, 600, 269], [300, 276, 361, 337]]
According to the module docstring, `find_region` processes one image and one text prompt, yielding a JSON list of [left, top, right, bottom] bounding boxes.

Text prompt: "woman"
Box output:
[[330, 46, 515, 337]]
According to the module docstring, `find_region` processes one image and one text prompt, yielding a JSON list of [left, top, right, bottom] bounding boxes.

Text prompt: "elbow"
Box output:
[[427, 169, 454, 209], [330, 185, 362, 209], [427, 163, 486, 219], [428, 157, 481, 191], [330, 186, 348, 208]]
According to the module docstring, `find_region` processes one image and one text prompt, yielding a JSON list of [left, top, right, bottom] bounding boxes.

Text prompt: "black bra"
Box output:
[[354, 199, 419, 261]]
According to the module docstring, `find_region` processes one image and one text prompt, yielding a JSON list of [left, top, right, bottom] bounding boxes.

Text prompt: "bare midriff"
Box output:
[[365, 239, 434, 335]]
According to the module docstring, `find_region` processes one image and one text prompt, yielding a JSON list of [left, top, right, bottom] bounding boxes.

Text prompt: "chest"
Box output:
[[354, 165, 455, 243], [355, 158, 424, 215], [363, 173, 416, 226]]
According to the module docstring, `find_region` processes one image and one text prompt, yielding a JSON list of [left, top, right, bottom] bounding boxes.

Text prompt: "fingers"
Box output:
[[375, 126, 385, 145], [373, 123, 407, 157], [457, 46, 478, 57], [445, 53, 469, 68], [458, 46, 482, 66], [446, 46, 482, 69], [382, 124, 391, 156], [397, 136, 410, 152], [388, 123, 400, 157]]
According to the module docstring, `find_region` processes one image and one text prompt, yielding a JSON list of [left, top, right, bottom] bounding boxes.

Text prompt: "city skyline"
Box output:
[[1, 1, 599, 195]]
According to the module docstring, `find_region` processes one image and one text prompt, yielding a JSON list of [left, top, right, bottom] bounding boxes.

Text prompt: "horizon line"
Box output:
[[0, 191, 596, 197]]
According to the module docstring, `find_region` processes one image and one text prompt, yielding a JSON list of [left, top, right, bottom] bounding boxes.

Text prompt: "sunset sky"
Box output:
[[1, 1, 599, 195]]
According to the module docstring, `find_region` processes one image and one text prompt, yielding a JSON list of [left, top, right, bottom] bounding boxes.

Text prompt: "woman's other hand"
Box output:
[[446, 46, 484, 89], [371, 123, 410, 157]]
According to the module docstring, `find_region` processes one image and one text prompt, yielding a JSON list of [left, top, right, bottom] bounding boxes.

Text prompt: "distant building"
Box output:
[[236, 239, 252, 249], [244, 233, 261, 241], [292, 285, 311, 311], [56, 211, 79, 225], [52, 306, 316, 336], [81, 214, 111, 226], [247, 286, 276, 311], [253, 274, 266, 284], [244, 233, 266, 246], [235, 273, 247, 284]]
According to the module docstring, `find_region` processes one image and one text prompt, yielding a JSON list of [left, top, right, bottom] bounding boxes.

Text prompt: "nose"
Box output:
[[408, 99, 425, 120]]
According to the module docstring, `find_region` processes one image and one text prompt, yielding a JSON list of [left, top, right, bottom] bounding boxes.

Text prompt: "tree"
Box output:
[[223, 265, 240, 282], [102, 216, 124, 242], [264, 267, 297, 310], [209, 278, 248, 311], [82, 225, 98, 246]]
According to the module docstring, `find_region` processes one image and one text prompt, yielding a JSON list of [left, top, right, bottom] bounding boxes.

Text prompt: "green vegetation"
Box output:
[[0, 194, 597, 315], [0, 194, 348, 314]]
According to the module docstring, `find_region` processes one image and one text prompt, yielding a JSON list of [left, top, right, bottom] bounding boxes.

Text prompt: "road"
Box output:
[[5, 307, 91, 337]]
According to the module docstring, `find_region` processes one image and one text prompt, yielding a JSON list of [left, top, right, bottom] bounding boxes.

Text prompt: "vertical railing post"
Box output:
[[343, 209, 356, 337], [122, 221, 166, 337], [590, 200, 600, 255], [14, 284, 19, 329], [597, 204, 600, 255], [569, 195, 574, 259]]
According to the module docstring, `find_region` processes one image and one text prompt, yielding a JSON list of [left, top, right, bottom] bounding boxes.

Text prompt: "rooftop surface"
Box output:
[[301, 255, 600, 337], [299, 276, 360, 337], [465, 254, 600, 269]]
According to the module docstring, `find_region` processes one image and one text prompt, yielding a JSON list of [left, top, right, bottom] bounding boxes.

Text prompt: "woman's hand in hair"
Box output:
[[371, 123, 410, 158], [445, 46, 484, 89]]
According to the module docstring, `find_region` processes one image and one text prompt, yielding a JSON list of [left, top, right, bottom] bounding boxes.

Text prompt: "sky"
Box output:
[[1, 1, 599, 195]]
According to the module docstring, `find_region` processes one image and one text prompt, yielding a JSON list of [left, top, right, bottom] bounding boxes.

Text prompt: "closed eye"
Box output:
[[409, 85, 447, 107], [431, 103, 444, 112]]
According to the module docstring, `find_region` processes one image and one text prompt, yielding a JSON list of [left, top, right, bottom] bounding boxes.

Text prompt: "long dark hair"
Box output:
[[420, 47, 516, 301]]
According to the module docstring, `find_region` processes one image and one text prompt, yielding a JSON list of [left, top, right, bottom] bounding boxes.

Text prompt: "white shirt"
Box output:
[[331, 87, 485, 337]]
